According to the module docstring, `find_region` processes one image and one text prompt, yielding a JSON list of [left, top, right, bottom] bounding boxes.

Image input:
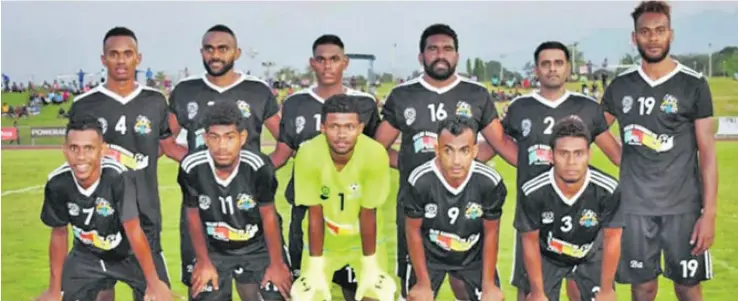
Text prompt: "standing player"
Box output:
[[373, 23, 518, 300], [515, 116, 622, 301], [404, 119, 507, 301], [290, 95, 396, 301], [68, 27, 180, 301], [36, 115, 171, 301], [167, 24, 281, 299], [603, 2, 717, 300], [179, 101, 292, 301], [270, 34, 381, 300], [502, 42, 621, 301]]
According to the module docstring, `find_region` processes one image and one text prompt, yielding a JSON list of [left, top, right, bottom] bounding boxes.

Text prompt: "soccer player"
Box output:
[[167, 24, 281, 299], [290, 95, 395, 301], [270, 34, 381, 300], [603, 2, 717, 300], [502, 41, 621, 301], [178, 101, 291, 301], [404, 118, 507, 301], [68, 27, 179, 301], [516, 116, 622, 301], [373, 23, 517, 300], [36, 115, 172, 301]]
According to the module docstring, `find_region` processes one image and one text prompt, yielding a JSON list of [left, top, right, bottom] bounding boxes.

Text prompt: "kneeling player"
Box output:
[[404, 118, 507, 301], [179, 101, 292, 301], [515, 116, 622, 301], [290, 95, 396, 301], [37, 115, 171, 301]]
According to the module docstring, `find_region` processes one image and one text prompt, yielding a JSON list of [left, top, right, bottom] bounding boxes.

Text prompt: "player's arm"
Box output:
[[514, 191, 545, 296], [600, 84, 618, 126], [39, 183, 69, 297], [374, 93, 402, 168], [293, 146, 325, 255], [269, 105, 296, 169], [592, 105, 621, 166], [693, 78, 718, 255], [360, 96, 382, 138], [162, 90, 188, 162], [599, 187, 623, 296], [481, 179, 507, 294], [263, 90, 281, 140], [359, 149, 391, 254], [404, 184, 432, 289], [479, 93, 518, 166]]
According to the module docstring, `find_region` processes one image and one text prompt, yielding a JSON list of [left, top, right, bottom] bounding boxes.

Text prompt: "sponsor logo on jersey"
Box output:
[[429, 229, 480, 252], [296, 116, 306, 134], [456, 101, 472, 118], [465, 202, 482, 220], [187, 102, 199, 120], [660, 94, 679, 114], [68, 203, 80, 216], [205, 221, 259, 242], [72, 225, 123, 251], [424, 203, 438, 219], [542, 211, 554, 224], [545, 232, 593, 259], [236, 193, 256, 211], [527, 144, 552, 165], [324, 217, 360, 236], [623, 124, 674, 152], [199, 195, 212, 210], [98, 117, 108, 134], [134, 115, 152, 135], [412, 131, 437, 153], [622, 96, 634, 114], [95, 197, 115, 217], [521, 118, 532, 137], [404, 107, 416, 125], [348, 183, 361, 198], [194, 128, 206, 148], [105, 144, 149, 170], [236, 100, 251, 118], [579, 209, 599, 228]]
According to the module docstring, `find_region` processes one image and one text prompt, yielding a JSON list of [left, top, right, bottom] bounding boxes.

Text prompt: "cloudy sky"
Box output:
[[2, 1, 737, 82]]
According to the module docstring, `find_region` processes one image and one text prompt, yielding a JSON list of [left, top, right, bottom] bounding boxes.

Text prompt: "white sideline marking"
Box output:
[[1, 185, 177, 197]]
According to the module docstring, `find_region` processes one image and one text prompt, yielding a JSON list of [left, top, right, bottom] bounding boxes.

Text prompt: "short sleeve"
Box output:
[[403, 183, 426, 219], [263, 90, 280, 121], [358, 98, 381, 137], [482, 180, 507, 220], [693, 78, 714, 120], [115, 172, 139, 222], [479, 92, 499, 128], [600, 188, 624, 228], [360, 145, 390, 209], [380, 92, 402, 129], [513, 192, 542, 232], [167, 87, 184, 126], [40, 182, 69, 227], [254, 160, 278, 205], [501, 103, 518, 137], [158, 97, 172, 140], [277, 105, 299, 150], [293, 144, 321, 207], [177, 167, 200, 208], [590, 105, 610, 138], [601, 84, 618, 117], [67, 101, 79, 120]]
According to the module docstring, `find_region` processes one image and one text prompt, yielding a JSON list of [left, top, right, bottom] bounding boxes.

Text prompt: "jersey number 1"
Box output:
[[338, 193, 345, 211]]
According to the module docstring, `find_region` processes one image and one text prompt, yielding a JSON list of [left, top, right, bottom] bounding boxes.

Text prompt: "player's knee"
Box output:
[[674, 282, 702, 300], [95, 289, 115, 301], [632, 280, 659, 301]]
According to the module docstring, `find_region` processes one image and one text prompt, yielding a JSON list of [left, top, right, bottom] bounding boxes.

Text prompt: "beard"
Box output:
[[637, 43, 671, 64], [203, 59, 235, 77], [424, 59, 456, 81]]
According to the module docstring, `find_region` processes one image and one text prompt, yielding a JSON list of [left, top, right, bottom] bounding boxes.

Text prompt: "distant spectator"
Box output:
[[58, 107, 67, 118], [9, 119, 20, 144]]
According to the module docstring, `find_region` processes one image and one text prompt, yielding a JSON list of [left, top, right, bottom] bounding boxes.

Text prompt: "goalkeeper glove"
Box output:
[[290, 256, 331, 301], [355, 254, 397, 301]]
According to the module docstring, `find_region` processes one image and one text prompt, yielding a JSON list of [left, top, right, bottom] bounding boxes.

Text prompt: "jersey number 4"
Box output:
[[114, 116, 127, 135]]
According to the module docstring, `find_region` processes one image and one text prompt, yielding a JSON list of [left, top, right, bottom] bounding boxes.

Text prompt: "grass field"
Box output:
[[2, 78, 737, 300]]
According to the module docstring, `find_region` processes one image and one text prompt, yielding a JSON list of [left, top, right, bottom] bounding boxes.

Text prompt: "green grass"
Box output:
[[2, 144, 738, 300]]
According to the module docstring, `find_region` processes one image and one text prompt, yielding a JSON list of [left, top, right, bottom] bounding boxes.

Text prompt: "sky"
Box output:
[[2, 1, 738, 83]]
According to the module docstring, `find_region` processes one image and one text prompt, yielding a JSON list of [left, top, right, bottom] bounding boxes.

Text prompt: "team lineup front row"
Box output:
[[35, 2, 717, 301]]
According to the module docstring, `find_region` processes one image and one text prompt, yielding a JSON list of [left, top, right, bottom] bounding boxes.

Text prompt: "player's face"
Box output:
[[436, 129, 478, 181], [201, 32, 241, 77], [633, 12, 673, 64], [535, 49, 570, 89], [205, 124, 247, 169], [419, 34, 458, 81], [64, 129, 105, 184], [101, 36, 141, 82], [321, 113, 363, 155], [552, 136, 590, 184], [310, 44, 348, 86]]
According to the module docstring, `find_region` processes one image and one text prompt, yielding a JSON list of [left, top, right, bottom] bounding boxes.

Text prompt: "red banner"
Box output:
[[1, 127, 18, 141]]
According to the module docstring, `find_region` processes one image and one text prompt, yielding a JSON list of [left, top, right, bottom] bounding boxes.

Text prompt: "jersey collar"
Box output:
[[637, 60, 682, 88], [97, 84, 143, 105], [531, 90, 571, 109], [206, 152, 240, 187], [308, 86, 350, 103], [550, 167, 590, 206], [418, 74, 461, 94], [69, 162, 102, 197], [431, 158, 474, 196], [201, 70, 247, 94]]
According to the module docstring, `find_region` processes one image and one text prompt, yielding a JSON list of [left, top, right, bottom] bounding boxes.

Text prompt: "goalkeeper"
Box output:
[[291, 94, 396, 301]]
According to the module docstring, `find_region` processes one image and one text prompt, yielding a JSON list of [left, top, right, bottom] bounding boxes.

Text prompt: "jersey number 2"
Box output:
[[115, 116, 127, 135], [543, 116, 555, 134]]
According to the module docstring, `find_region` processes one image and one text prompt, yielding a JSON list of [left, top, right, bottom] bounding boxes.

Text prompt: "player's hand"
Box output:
[[690, 213, 716, 255], [525, 291, 548, 301], [262, 262, 293, 300], [355, 255, 396, 301], [407, 283, 434, 301], [35, 289, 61, 301], [594, 289, 616, 301], [191, 259, 219, 298], [290, 256, 331, 301], [481, 285, 504, 301], [144, 279, 173, 301]]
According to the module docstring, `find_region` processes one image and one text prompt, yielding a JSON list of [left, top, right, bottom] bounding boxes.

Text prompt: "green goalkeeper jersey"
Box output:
[[294, 133, 390, 241]]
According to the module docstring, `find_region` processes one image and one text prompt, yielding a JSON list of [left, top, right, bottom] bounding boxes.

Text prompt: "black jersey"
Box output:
[[381, 76, 499, 190], [502, 92, 609, 185], [40, 159, 138, 259], [601, 63, 712, 215], [178, 149, 277, 256], [278, 87, 381, 204], [69, 85, 171, 235], [168, 72, 280, 152], [514, 167, 622, 266], [404, 159, 507, 270]]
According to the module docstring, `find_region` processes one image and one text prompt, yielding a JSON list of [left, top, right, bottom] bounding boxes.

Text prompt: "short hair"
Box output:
[[203, 100, 245, 131], [631, 1, 671, 26], [312, 34, 344, 53], [103, 27, 137, 45], [419, 24, 458, 52], [549, 116, 592, 149], [66, 114, 103, 138], [437, 118, 478, 143], [206, 24, 235, 37], [321, 94, 360, 122], [534, 41, 571, 64]]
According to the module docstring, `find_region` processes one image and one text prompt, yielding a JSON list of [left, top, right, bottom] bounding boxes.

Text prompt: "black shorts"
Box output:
[[616, 212, 713, 285], [395, 186, 411, 296], [406, 263, 500, 301], [62, 250, 152, 301], [191, 252, 288, 301], [287, 203, 359, 292], [512, 254, 605, 301]]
